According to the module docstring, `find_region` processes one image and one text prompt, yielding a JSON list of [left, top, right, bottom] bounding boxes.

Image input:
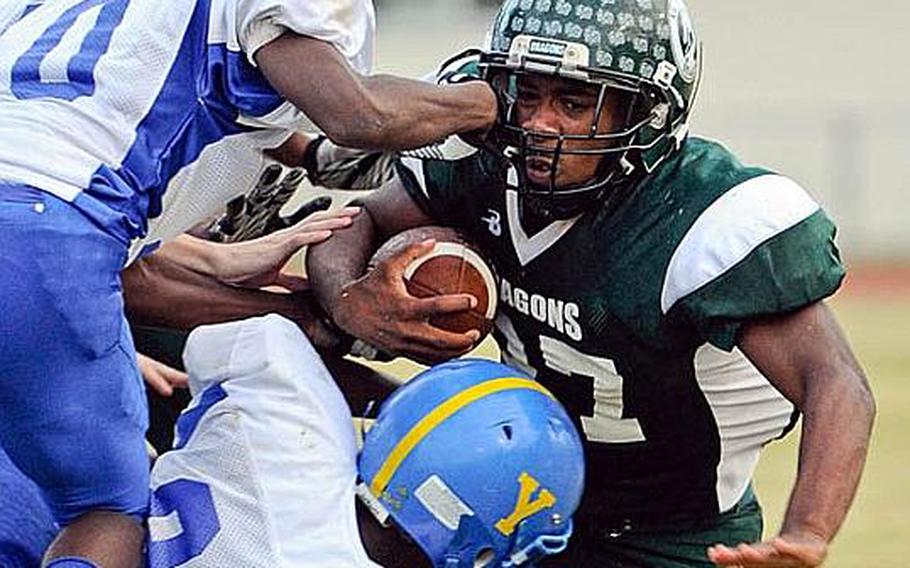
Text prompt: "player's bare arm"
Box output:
[[123, 213, 359, 351], [307, 179, 480, 363], [708, 302, 875, 567], [256, 33, 497, 151], [178, 207, 360, 288]]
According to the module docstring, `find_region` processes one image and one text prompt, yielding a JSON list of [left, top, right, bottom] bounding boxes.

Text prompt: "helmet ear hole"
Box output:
[[502, 424, 513, 441], [474, 547, 495, 567]]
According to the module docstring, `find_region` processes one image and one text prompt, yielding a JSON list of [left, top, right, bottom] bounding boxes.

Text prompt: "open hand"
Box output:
[[215, 206, 360, 289], [708, 533, 828, 567]]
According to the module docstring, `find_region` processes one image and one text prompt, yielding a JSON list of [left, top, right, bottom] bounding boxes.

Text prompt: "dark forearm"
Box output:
[[306, 207, 379, 318], [739, 303, 875, 543], [781, 369, 875, 542], [348, 73, 495, 150], [256, 33, 496, 151], [122, 249, 314, 333]]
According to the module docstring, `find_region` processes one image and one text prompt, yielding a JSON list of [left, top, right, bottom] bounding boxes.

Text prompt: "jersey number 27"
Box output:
[[498, 313, 647, 444]]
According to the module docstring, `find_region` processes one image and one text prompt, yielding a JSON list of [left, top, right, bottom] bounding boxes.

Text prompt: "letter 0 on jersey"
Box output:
[[0, 0, 374, 523]]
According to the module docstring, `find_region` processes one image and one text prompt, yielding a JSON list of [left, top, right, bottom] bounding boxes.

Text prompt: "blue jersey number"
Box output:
[[11, 0, 130, 100], [148, 479, 221, 567]]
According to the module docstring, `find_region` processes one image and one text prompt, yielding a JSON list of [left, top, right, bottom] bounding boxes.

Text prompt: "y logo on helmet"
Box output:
[[494, 472, 557, 536], [668, 0, 698, 83]]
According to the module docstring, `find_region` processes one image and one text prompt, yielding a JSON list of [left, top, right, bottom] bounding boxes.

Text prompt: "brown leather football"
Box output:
[[370, 226, 497, 337]]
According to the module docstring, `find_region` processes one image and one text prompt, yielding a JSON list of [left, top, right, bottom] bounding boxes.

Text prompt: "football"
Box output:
[[370, 226, 497, 337]]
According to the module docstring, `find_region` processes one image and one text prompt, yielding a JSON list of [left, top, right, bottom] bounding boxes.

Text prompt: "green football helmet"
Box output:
[[481, 0, 702, 219]]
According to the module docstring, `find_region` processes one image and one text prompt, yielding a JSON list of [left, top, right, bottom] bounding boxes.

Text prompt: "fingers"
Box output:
[[278, 207, 362, 250], [144, 370, 173, 397], [342, 298, 480, 360], [288, 229, 334, 249], [278, 206, 360, 233], [138, 353, 189, 398], [707, 539, 823, 568], [708, 543, 739, 565], [159, 364, 189, 389], [380, 329, 479, 364], [708, 542, 775, 566], [288, 216, 353, 234], [300, 205, 361, 223], [411, 293, 478, 317], [269, 205, 360, 238], [371, 313, 480, 360]]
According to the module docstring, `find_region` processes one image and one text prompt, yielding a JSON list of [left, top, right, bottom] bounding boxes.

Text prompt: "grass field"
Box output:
[[365, 283, 909, 567]]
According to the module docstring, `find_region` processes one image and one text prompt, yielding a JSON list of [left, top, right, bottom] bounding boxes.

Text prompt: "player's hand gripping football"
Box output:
[[333, 239, 481, 364], [708, 532, 828, 567], [212, 206, 361, 290]]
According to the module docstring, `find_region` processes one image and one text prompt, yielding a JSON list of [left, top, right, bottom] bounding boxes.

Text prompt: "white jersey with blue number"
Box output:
[[0, 0, 374, 240], [125, 128, 290, 264], [148, 314, 379, 567]]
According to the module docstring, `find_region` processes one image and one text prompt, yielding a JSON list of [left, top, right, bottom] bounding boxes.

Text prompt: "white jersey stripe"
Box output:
[[400, 155, 428, 199], [693, 344, 795, 512], [661, 174, 820, 314]]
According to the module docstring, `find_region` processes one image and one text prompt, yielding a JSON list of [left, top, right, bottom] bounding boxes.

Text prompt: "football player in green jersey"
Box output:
[[306, 0, 875, 566]]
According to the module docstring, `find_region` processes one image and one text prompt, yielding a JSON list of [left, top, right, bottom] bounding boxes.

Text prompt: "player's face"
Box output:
[[514, 74, 626, 188]]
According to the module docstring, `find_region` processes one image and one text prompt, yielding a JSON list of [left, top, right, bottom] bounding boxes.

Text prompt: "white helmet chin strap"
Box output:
[[355, 481, 391, 527]]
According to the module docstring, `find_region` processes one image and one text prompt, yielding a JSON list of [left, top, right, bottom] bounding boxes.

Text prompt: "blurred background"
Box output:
[[373, 0, 909, 263], [324, 1, 909, 565]]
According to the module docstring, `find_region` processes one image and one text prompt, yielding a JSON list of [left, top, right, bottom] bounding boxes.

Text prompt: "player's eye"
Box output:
[[516, 86, 541, 104], [561, 97, 591, 116]]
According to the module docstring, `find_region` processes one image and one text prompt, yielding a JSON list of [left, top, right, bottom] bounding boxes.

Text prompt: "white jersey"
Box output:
[[0, 0, 374, 241], [125, 128, 290, 264], [148, 314, 379, 567]]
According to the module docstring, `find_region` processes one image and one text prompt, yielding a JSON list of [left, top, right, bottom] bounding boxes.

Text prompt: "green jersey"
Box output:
[[395, 137, 844, 527]]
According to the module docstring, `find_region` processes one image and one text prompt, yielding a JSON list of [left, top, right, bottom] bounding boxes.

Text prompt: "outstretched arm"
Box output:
[[709, 302, 875, 567], [306, 177, 480, 363], [255, 33, 497, 151], [123, 209, 359, 350]]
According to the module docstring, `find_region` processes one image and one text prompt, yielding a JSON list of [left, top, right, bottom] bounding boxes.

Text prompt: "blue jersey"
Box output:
[[0, 0, 374, 240]]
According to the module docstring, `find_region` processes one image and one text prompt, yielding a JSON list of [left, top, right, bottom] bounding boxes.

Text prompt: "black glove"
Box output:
[[209, 166, 331, 242]]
